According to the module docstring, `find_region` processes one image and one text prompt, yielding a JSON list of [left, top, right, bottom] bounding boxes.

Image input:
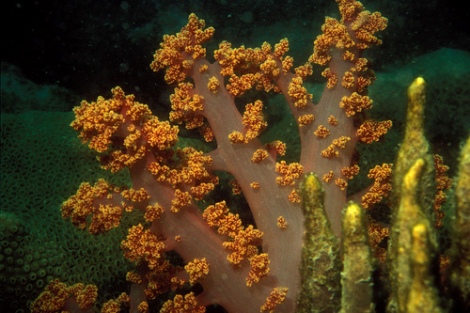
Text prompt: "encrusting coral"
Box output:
[[29, 0, 469, 312]]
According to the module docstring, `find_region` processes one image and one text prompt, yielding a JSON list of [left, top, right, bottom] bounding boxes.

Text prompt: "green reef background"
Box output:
[[1, 0, 469, 312]]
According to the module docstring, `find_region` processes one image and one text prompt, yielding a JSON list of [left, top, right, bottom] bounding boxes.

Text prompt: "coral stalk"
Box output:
[[30, 0, 470, 310], [34, 1, 395, 312]]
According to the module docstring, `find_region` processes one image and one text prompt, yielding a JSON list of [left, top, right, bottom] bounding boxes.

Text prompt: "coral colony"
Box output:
[[31, 0, 469, 312]]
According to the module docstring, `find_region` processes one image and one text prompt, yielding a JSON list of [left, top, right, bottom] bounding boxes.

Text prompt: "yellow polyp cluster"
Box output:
[[260, 56, 281, 77], [288, 189, 301, 203], [323, 170, 334, 183], [338, 0, 364, 21], [321, 145, 339, 159], [367, 218, 390, 262], [71, 86, 181, 174], [70, 284, 99, 310], [338, 0, 388, 48], [321, 68, 339, 89], [123, 128, 141, 150], [353, 57, 369, 71], [101, 293, 131, 313], [341, 164, 360, 179], [207, 76, 220, 93], [339, 92, 372, 117], [125, 100, 153, 122], [143, 263, 185, 301], [150, 13, 215, 84], [314, 124, 330, 138], [226, 73, 255, 96], [251, 148, 269, 163], [147, 146, 216, 202], [273, 38, 289, 58], [341, 71, 356, 89], [287, 76, 313, 108], [241, 100, 267, 141], [198, 123, 215, 142], [334, 178, 348, 190], [351, 11, 388, 49], [309, 0, 387, 95], [356, 75, 374, 94], [142, 118, 179, 150], [202, 201, 264, 268], [310, 18, 353, 66], [126, 271, 143, 284], [361, 163, 393, 209], [213, 41, 244, 76], [98, 147, 145, 173], [261, 42, 272, 54], [282, 56, 295, 74], [230, 180, 242, 195], [199, 63, 208, 73], [121, 224, 166, 270], [137, 301, 149, 313], [62, 80, 217, 234], [170, 82, 205, 129], [223, 224, 263, 266], [202, 201, 230, 226], [266, 140, 287, 157], [275, 161, 304, 186], [214, 37, 296, 95], [433, 155, 452, 227], [121, 187, 150, 202], [191, 182, 217, 200], [246, 253, 270, 287], [161, 292, 205, 313], [356, 120, 393, 143], [349, 58, 373, 93], [342, 50, 355, 61], [30, 279, 98, 313], [294, 63, 313, 78], [277, 216, 288, 229], [327, 115, 338, 126], [228, 130, 246, 143], [297, 114, 315, 127], [184, 258, 210, 284], [71, 88, 127, 153], [261, 287, 288, 313], [89, 204, 124, 235], [321, 136, 351, 159], [61, 179, 126, 234], [170, 189, 192, 212], [147, 161, 170, 181]]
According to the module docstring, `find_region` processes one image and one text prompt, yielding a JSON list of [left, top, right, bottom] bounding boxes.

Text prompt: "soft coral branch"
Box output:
[[44, 1, 391, 312]]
